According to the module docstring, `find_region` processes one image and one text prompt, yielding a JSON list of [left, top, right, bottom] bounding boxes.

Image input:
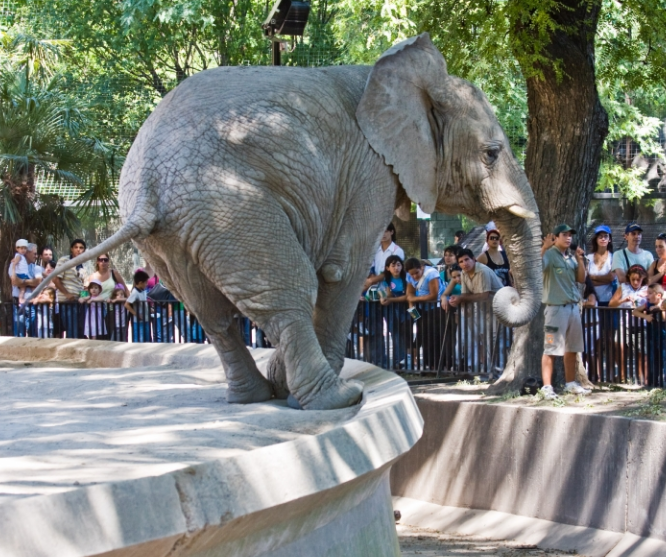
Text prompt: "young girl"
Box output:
[[108, 285, 128, 341], [82, 279, 107, 339], [379, 255, 407, 304], [32, 287, 56, 338], [610, 264, 648, 384], [609, 264, 648, 309], [379, 255, 407, 367]]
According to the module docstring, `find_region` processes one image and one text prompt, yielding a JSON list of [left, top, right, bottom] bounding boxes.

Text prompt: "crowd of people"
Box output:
[[7, 238, 204, 343], [360, 223, 509, 372], [359, 220, 666, 388], [7, 221, 666, 389], [540, 221, 665, 397]]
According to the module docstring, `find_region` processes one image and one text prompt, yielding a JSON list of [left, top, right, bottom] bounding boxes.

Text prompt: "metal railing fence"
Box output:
[[582, 306, 665, 388], [345, 300, 512, 375], [3, 300, 666, 386]]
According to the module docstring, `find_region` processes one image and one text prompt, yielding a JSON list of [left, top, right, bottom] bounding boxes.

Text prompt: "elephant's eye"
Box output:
[[484, 146, 501, 165]]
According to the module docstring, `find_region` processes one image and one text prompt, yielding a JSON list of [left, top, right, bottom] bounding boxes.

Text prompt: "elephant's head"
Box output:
[[356, 33, 542, 328]]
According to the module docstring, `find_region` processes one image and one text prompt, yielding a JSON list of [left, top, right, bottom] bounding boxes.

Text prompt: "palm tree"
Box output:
[[0, 32, 122, 300]]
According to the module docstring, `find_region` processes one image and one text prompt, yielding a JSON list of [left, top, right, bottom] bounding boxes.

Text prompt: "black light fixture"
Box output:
[[262, 0, 311, 66]]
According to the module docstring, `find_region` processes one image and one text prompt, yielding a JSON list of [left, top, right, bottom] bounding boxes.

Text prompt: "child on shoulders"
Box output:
[[11, 239, 30, 304]]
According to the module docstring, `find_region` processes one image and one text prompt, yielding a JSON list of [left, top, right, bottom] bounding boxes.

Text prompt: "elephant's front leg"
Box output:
[[258, 266, 363, 410], [265, 269, 362, 400], [264, 313, 363, 410]]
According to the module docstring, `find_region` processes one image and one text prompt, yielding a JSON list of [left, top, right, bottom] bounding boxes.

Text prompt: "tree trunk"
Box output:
[[490, 0, 609, 393]]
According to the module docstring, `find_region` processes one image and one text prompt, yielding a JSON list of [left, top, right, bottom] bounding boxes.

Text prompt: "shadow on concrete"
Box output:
[[390, 396, 666, 542]]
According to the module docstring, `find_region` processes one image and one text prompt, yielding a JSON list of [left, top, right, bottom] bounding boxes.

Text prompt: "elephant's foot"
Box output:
[[267, 350, 290, 399], [293, 373, 364, 410], [226, 374, 273, 404]]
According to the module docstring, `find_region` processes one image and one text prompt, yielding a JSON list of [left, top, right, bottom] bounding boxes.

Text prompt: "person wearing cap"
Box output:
[[9, 239, 31, 304], [9, 242, 42, 336], [540, 224, 589, 399], [586, 224, 615, 306], [611, 223, 654, 284]]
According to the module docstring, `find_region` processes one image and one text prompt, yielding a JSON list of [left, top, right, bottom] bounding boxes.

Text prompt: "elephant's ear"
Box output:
[[357, 33, 447, 214]]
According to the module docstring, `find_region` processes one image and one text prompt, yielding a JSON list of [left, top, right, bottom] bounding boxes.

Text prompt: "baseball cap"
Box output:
[[625, 223, 643, 233], [594, 224, 611, 235], [552, 224, 576, 236], [88, 279, 103, 288], [15, 239, 28, 248]]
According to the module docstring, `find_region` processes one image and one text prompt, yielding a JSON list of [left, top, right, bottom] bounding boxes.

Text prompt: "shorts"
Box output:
[[544, 304, 584, 356]]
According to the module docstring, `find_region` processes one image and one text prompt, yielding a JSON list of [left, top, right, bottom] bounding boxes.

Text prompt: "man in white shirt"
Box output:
[[363, 223, 405, 290], [612, 223, 654, 283]]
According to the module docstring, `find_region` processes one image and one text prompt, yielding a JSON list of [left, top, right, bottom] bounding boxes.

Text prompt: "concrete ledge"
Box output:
[[0, 337, 423, 557], [391, 395, 666, 546], [393, 496, 666, 557]]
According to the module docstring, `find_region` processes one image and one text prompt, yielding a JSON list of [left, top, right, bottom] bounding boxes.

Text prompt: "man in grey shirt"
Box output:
[[449, 248, 504, 374], [541, 224, 589, 399]]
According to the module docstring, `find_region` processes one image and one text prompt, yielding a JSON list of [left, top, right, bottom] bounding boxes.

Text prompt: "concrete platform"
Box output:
[[0, 337, 423, 557]]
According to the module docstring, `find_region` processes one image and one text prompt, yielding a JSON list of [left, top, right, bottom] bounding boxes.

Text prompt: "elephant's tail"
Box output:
[[22, 220, 146, 309]]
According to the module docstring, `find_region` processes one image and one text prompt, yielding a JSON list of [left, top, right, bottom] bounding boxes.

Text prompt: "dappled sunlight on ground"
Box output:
[[0, 359, 359, 503]]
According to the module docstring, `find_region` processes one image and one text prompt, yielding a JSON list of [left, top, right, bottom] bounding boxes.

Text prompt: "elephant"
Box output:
[[30, 33, 543, 410]]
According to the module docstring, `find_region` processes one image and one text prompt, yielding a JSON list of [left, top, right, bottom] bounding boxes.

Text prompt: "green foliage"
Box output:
[[0, 31, 122, 251], [5, 0, 666, 204], [594, 0, 666, 198]]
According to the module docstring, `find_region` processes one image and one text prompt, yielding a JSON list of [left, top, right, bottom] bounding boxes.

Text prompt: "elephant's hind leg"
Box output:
[[171, 269, 273, 404], [211, 322, 273, 404]]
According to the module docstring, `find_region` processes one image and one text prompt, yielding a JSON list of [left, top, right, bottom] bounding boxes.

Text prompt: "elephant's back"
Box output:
[[119, 64, 376, 225], [155, 65, 371, 119]]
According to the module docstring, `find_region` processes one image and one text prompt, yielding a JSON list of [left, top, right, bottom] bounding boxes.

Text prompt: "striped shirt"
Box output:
[[55, 255, 87, 302]]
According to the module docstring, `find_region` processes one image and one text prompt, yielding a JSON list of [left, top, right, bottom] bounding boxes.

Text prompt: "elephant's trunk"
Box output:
[[492, 213, 543, 328]]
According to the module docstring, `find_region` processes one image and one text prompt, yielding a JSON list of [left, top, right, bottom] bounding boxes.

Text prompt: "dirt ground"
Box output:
[[408, 379, 666, 422], [398, 524, 578, 556]]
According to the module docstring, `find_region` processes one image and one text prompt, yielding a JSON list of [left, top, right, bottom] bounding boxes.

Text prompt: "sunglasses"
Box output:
[[97, 258, 109, 262], [488, 236, 500, 241]]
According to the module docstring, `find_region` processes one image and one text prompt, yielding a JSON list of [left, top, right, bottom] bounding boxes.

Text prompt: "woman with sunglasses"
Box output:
[[648, 234, 666, 287], [476, 229, 512, 287], [87, 253, 130, 300]]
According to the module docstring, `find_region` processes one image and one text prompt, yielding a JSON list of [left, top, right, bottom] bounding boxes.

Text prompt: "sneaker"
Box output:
[[564, 381, 591, 395], [540, 385, 559, 400]]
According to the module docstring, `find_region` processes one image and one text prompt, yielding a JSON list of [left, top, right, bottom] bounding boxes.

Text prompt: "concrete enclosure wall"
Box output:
[[390, 398, 666, 541]]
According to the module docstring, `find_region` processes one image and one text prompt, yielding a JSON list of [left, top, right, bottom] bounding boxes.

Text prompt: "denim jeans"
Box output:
[[132, 319, 152, 343]]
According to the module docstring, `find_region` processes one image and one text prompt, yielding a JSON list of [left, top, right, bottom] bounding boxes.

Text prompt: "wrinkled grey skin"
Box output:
[[29, 33, 542, 410]]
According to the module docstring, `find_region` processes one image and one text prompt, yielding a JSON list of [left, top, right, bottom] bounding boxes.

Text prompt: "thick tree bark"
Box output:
[[490, 0, 609, 393]]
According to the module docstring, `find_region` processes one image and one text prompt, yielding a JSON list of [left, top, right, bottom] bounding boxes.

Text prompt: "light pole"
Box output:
[[262, 0, 311, 66]]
